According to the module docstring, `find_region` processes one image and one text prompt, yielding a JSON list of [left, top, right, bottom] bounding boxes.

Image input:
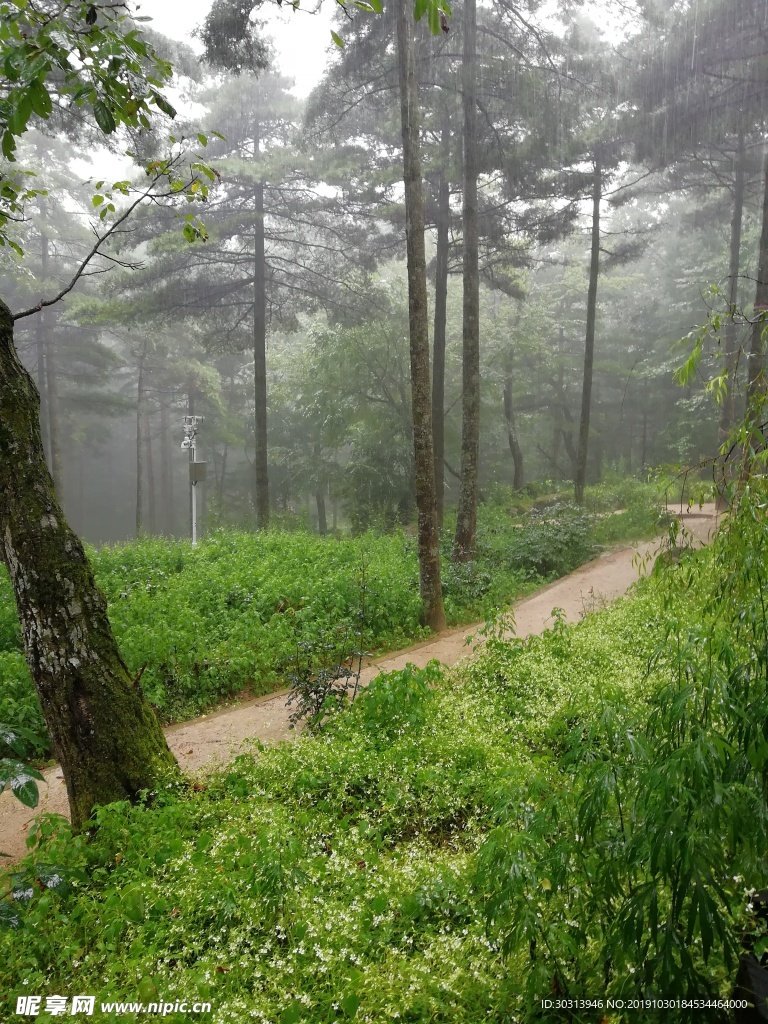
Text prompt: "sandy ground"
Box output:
[[0, 504, 719, 864]]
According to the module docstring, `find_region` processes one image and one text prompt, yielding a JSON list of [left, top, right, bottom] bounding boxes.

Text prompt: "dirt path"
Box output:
[[0, 505, 719, 864]]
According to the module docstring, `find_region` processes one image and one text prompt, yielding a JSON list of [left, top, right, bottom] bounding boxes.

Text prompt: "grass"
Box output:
[[0, 479, 669, 761], [0, 549, 713, 1023], [4, 484, 759, 1023]]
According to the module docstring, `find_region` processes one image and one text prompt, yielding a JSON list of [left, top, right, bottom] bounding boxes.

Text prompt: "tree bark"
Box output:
[[45, 324, 63, 502], [395, 0, 446, 632], [0, 299, 178, 829], [551, 328, 565, 472], [160, 398, 173, 534], [145, 409, 156, 535], [432, 117, 451, 529], [136, 345, 146, 537], [314, 442, 327, 535], [574, 154, 602, 505], [253, 115, 270, 530], [453, 0, 480, 561], [503, 367, 524, 490], [747, 147, 768, 411], [720, 131, 746, 445], [38, 203, 63, 500], [35, 204, 50, 467]]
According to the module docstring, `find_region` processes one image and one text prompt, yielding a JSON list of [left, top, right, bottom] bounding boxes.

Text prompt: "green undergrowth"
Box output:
[[0, 487, 665, 759], [6, 506, 756, 1022]]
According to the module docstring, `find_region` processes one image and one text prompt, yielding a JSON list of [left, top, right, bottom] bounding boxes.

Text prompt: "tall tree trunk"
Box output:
[[747, 148, 768, 411], [136, 347, 146, 537], [314, 442, 327, 536], [45, 327, 63, 501], [35, 200, 51, 468], [0, 299, 178, 829], [145, 410, 156, 535], [640, 404, 648, 472], [453, 0, 480, 561], [432, 117, 451, 529], [551, 328, 564, 471], [574, 153, 602, 505], [160, 398, 172, 534], [39, 202, 63, 501], [503, 365, 524, 490], [253, 116, 270, 530], [187, 380, 195, 539], [395, 0, 446, 632], [720, 131, 746, 446]]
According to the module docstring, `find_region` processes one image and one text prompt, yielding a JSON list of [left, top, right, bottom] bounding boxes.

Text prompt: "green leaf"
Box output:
[[413, 0, 429, 21], [280, 1003, 303, 1024], [0, 903, 22, 930], [340, 993, 360, 1018], [7, 93, 32, 136], [1, 130, 16, 160], [150, 90, 176, 119], [196, 133, 208, 147], [331, 30, 344, 48], [9, 772, 40, 808], [93, 99, 116, 134], [122, 888, 145, 924], [369, 0, 383, 11], [27, 81, 52, 119], [428, 0, 440, 35]]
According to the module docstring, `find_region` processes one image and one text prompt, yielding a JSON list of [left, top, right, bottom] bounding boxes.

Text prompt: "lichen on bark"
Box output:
[[0, 297, 179, 829]]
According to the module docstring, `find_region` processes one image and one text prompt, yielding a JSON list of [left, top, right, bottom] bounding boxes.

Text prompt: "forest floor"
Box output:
[[0, 504, 719, 865]]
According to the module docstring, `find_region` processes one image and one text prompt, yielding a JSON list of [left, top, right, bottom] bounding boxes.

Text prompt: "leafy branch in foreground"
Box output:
[[12, 143, 216, 321], [0, 1, 184, 248], [0, 723, 44, 808]]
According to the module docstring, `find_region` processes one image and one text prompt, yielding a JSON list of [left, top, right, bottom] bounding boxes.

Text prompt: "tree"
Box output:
[[395, 0, 446, 631], [452, 0, 480, 560], [636, 0, 768, 433], [0, 1, 212, 827]]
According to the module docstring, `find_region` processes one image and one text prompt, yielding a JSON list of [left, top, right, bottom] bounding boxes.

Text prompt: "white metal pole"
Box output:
[[191, 443, 198, 547]]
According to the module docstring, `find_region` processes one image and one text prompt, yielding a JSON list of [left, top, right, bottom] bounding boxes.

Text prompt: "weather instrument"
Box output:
[[181, 416, 206, 546]]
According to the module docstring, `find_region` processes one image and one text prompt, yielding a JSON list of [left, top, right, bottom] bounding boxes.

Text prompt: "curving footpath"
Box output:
[[0, 505, 719, 864]]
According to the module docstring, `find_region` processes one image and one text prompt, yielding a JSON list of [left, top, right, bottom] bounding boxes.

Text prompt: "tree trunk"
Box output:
[[551, 329, 564, 471], [136, 347, 146, 537], [145, 410, 156, 535], [720, 131, 746, 447], [453, 0, 480, 561], [160, 398, 173, 534], [503, 367, 524, 490], [253, 115, 270, 530], [314, 442, 327, 536], [432, 117, 450, 529], [395, 0, 446, 632], [574, 154, 602, 505], [0, 299, 178, 829], [44, 321, 63, 502], [747, 148, 768, 411], [38, 203, 63, 501], [36, 204, 52, 476]]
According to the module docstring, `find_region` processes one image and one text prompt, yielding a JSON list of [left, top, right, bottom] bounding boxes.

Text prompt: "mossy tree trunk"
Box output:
[[395, 0, 446, 632], [0, 298, 178, 830]]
